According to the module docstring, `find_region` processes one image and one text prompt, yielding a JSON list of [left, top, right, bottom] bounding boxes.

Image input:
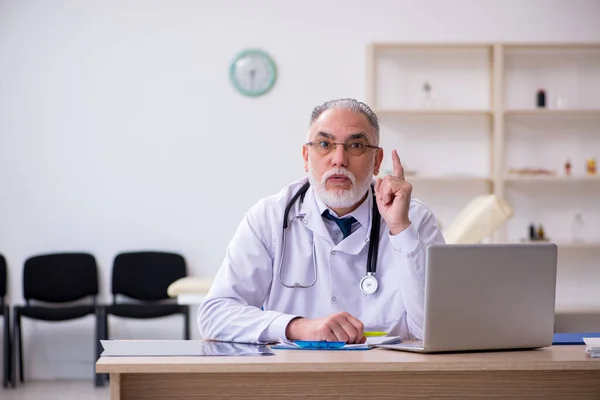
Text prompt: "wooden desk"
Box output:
[[96, 344, 600, 399]]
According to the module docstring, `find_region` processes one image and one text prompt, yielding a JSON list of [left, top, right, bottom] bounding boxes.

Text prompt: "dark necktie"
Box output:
[[322, 210, 357, 239]]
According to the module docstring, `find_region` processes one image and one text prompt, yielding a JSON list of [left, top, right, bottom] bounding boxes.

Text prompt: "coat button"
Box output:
[[330, 251, 336, 256], [332, 296, 336, 302]]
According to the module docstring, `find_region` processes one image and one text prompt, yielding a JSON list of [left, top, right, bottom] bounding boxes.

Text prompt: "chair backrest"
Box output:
[[23, 252, 98, 303], [0, 254, 6, 308], [112, 251, 187, 302]]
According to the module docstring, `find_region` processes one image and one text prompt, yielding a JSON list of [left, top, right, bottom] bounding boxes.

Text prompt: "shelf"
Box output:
[[371, 42, 492, 50], [371, 46, 491, 111], [407, 176, 492, 184], [508, 241, 600, 249], [375, 109, 491, 116], [505, 109, 600, 116], [370, 43, 600, 50], [503, 43, 600, 49], [377, 109, 600, 117], [556, 242, 600, 249], [504, 176, 600, 183]]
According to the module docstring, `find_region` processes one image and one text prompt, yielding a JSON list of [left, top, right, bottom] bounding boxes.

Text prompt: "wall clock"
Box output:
[[229, 49, 277, 97]]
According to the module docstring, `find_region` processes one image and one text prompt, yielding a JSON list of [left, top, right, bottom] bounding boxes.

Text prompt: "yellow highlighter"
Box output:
[[363, 331, 387, 337]]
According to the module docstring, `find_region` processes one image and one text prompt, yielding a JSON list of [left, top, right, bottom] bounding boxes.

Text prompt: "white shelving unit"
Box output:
[[366, 42, 600, 246], [366, 42, 600, 311], [366, 43, 496, 231], [502, 44, 600, 250]]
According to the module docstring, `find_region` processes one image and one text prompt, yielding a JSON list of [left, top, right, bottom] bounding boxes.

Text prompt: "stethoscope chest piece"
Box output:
[[360, 273, 378, 295]]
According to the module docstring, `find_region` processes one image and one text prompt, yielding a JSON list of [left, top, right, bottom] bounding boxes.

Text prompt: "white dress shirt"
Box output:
[[198, 176, 446, 343]]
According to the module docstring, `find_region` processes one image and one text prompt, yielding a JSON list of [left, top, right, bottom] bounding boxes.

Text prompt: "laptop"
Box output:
[[378, 243, 558, 353]]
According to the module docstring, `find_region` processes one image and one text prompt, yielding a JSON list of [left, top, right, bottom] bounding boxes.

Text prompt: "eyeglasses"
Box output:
[[305, 139, 380, 156]]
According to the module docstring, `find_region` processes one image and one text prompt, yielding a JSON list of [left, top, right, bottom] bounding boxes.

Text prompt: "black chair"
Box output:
[[97, 251, 189, 385], [102, 251, 190, 341], [0, 255, 11, 388], [13, 253, 104, 387]]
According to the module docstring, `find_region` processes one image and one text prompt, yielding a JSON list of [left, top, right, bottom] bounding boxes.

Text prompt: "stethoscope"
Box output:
[[278, 181, 381, 295]]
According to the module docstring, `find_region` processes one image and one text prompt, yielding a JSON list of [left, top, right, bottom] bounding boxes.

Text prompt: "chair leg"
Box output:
[[94, 307, 104, 387], [102, 311, 110, 383], [16, 310, 23, 383], [9, 310, 14, 388], [12, 308, 19, 387], [183, 307, 190, 340], [2, 307, 10, 388]]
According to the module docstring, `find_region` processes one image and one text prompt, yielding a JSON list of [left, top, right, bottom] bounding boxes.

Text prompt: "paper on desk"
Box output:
[[366, 336, 403, 346], [271, 336, 402, 351], [100, 340, 274, 357], [583, 337, 600, 358], [583, 337, 600, 348]]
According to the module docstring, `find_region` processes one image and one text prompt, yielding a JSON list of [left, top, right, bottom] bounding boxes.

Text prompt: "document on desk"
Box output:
[[583, 337, 600, 358], [271, 336, 402, 350], [100, 340, 274, 357]]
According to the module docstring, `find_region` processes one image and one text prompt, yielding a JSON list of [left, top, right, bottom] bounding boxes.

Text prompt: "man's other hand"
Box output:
[[285, 312, 366, 344]]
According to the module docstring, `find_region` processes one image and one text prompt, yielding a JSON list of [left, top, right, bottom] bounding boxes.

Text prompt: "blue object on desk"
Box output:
[[294, 340, 346, 349], [552, 332, 600, 345], [270, 340, 371, 350]]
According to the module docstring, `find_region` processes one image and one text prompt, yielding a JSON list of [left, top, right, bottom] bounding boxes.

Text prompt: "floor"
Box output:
[[2, 381, 110, 400]]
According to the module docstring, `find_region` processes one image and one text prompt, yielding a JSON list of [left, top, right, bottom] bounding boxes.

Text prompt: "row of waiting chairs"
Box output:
[[0, 251, 190, 389]]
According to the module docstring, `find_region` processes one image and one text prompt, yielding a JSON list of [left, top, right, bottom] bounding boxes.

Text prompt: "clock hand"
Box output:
[[249, 69, 256, 91]]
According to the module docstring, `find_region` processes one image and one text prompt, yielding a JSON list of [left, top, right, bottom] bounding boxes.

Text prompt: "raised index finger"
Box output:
[[392, 149, 405, 181]]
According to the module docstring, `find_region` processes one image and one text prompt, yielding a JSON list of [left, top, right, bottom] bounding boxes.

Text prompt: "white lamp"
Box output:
[[443, 194, 513, 244]]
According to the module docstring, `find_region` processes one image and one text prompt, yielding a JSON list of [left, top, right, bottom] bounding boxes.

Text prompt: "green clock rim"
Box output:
[[229, 49, 277, 97]]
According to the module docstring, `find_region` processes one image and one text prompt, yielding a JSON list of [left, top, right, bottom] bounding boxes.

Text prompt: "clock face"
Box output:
[[229, 49, 277, 97]]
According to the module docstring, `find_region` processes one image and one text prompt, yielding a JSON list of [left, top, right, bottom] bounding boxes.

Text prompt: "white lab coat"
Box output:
[[198, 176, 445, 343]]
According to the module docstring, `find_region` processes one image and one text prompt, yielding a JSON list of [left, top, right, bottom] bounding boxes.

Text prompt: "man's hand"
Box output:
[[374, 149, 412, 235], [285, 312, 366, 344]]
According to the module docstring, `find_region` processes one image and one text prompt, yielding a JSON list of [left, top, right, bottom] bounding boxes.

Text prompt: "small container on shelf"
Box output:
[[537, 224, 546, 241], [564, 159, 572, 176], [529, 224, 537, 241], [571, 213, 585, 243], [523, 223, 549, 242], [421, 81, 434, 109], [536, 89, 546, 108], [587, 158, 597, 176], [554, 95, 569, 109]]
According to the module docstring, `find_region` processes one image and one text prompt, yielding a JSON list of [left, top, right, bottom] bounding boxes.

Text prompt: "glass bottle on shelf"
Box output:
[[571, 213, 585, 243], [554, 95, 569, 109], [528, 224, 537, 241], [421, 82, 433, 109], [536, 89, 546, 108], [564, 159, 571, 176]]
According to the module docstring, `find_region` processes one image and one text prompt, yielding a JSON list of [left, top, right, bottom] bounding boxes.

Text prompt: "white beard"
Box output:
[[308, 160, 374, 209]]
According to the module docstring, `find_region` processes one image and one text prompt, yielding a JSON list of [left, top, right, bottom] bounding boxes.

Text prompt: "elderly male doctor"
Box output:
[[198, 98, 445, 344]]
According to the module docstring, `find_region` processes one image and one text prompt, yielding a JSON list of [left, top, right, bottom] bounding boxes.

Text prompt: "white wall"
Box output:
[[1, 0, 599, 380]]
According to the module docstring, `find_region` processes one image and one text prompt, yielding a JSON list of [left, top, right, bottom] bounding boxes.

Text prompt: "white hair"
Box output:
[[308, 98, 380, 145]]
